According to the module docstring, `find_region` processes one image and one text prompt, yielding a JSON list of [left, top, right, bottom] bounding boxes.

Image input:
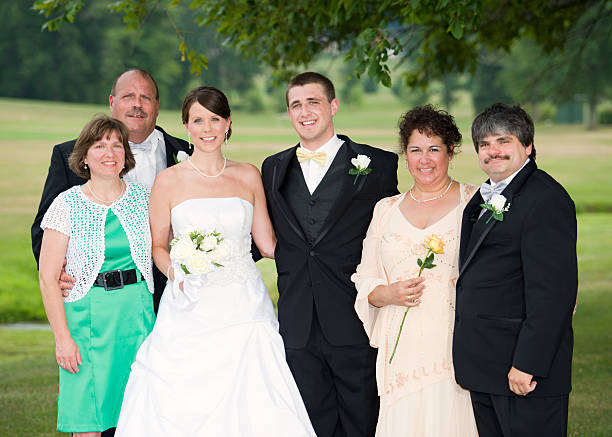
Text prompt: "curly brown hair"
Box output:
[[398, 105, 462, 156]]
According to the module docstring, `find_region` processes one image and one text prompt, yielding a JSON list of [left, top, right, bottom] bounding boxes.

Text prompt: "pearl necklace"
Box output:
[[187, 157, 227, 178], [409, 177, 453, 203], [87, 180, 125, 205]]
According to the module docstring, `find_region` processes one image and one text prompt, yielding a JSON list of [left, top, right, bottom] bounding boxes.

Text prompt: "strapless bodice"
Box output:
[[170, 197, 258, 287]]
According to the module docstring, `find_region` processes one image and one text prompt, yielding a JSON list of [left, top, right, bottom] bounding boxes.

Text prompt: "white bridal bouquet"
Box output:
[[169, 228, 232, 309], [170, 228, 231, 275]]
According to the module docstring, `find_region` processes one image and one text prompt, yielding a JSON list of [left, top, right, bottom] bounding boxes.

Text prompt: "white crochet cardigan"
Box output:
[[41, 182, 153, 302]]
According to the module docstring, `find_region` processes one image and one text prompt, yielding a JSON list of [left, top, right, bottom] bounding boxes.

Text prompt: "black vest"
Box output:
[[281, 146, 347, 244]]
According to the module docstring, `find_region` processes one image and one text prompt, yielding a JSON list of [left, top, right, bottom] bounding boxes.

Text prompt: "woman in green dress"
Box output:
[[38, 115, 156, 436]]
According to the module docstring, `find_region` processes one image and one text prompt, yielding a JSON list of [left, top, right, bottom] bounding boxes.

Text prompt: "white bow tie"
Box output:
[[130, 138, 154, 153]]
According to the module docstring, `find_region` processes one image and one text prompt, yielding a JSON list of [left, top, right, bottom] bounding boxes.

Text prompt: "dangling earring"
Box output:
[[404, 160, 408, 170], [188, 133, 193, 152], [83, 162, 88, 170], [224, 131, 229, 145]]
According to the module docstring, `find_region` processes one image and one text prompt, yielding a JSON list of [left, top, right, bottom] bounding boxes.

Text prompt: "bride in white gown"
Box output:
[[116, 86, 316, 437]]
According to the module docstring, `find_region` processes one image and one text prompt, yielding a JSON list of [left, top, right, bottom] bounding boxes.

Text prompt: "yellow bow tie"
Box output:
[[296, 148, 327, 166]]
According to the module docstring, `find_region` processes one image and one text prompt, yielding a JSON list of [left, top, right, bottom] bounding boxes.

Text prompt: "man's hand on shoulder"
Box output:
[[508, 366, 537, 396]]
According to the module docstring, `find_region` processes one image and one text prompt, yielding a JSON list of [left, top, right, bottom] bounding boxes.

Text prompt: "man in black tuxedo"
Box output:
[[261, 72, 398, 437], [32, 68, 190, 315], [453, 103, 577, 437]]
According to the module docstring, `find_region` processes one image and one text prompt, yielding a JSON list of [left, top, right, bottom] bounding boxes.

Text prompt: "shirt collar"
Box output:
[[491, 158, 530, 188], [129, 128, 162, 152], [299, 134, 344, 162]]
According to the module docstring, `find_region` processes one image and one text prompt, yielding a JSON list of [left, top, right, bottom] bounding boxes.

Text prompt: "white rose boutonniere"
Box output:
[[481, 193, 511, 224], [173, 151, 189, 164], [349, 154, 372, 184]]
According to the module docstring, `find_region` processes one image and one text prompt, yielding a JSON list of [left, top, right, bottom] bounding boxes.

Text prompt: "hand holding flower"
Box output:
[[389, 234, 445, 363], [369, 277, 425, 308]]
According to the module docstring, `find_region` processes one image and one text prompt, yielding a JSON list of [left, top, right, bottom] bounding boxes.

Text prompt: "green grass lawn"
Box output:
[[0, 95, 611, 435]]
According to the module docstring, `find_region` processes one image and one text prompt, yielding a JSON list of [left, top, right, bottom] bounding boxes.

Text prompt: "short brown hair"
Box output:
[[69, 115, 135, 179], [182, 86, 232, 140], [285, 72, 335, 106]]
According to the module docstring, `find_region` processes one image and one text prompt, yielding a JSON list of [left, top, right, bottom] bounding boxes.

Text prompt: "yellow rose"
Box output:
[[425, 234, 444, 254]]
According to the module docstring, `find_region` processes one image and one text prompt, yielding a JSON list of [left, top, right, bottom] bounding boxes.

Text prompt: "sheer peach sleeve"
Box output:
[[352, 195, 400, 347]]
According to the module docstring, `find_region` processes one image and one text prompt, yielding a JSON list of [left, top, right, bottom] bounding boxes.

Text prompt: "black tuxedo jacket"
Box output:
[[262, 135, 399, 348], [31, 126, 189, 309], [453, 160, 578, 397]]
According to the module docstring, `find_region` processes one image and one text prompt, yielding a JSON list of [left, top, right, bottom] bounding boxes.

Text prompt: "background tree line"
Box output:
[[0, 0, 260, 109], [2, 0, 612, 127]]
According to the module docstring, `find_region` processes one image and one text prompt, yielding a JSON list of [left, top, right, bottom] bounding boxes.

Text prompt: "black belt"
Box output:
[[93, 268, 143, 291]]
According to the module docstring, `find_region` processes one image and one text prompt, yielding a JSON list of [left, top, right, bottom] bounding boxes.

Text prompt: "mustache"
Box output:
[[484, 155, 510, 164], [127, 108, 147, 117]]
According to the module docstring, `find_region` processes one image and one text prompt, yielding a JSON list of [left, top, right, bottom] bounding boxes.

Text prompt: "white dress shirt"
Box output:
[[298, 135, 344, 194], [480, 158, 530, 218], [123, 128, 167, 190], [490, 158, 530, 189]]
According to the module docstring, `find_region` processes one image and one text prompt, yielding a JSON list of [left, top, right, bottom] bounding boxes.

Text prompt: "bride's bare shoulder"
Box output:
[[229, 161, 261, 181], [152, 162, 189, 190]]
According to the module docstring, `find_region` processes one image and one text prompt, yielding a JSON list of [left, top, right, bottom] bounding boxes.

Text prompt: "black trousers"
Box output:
[[285, 312, 379, 437], [470, 390, 569, 437]]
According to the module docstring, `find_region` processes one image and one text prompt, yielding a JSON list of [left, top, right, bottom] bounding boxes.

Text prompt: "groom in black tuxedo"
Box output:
[[453, 103, 577, 436], [31, 69, 190, 314], [261, 72, 398, 437]]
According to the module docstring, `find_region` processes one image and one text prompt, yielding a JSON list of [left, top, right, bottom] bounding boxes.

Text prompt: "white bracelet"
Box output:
[[166, 265, 172, 280]]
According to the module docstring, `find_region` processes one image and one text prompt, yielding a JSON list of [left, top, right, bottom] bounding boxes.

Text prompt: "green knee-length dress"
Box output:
[[57, 210, 155, 433]]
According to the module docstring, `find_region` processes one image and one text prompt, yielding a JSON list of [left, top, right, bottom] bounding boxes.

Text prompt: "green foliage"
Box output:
[[470, 56, 513, 114], [494, 3, 612, 128], [599, 107, 612, 125], [29, 0, 608, 90], [5, 0, 260, 108]]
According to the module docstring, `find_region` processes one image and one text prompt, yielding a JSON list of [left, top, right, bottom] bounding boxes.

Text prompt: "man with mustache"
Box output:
[[453, 103, 577, 437], [32, 69, 190, 313]]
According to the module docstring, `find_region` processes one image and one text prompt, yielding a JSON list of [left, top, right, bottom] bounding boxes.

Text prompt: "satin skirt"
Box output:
[[116, 275, 316, 436]]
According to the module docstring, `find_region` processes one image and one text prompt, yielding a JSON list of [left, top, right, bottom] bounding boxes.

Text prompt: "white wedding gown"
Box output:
[[116, 198, 316, 437]]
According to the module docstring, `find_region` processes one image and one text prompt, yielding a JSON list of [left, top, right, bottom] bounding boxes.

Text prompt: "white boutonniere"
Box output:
[[173, 151, 189, 164], [349, 154, 372, 185], [480, 193, 510, 224]]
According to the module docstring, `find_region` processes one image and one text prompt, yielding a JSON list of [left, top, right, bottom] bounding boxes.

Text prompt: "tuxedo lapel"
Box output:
[[458, 160, 537, 277], [312, 141, 367, 247], [458, 191, 482, 272], [271, 146, 307, 242]]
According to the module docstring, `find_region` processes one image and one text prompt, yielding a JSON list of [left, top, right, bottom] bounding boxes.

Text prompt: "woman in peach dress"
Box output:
[[352, 105, 479, 436]]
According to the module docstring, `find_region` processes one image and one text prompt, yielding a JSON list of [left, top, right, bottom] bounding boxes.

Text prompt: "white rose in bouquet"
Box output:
[[208, 240, 231, 264], [170, 237, 195, 262], [201, 234, 219, 251], [186, 251, 212, 275]]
